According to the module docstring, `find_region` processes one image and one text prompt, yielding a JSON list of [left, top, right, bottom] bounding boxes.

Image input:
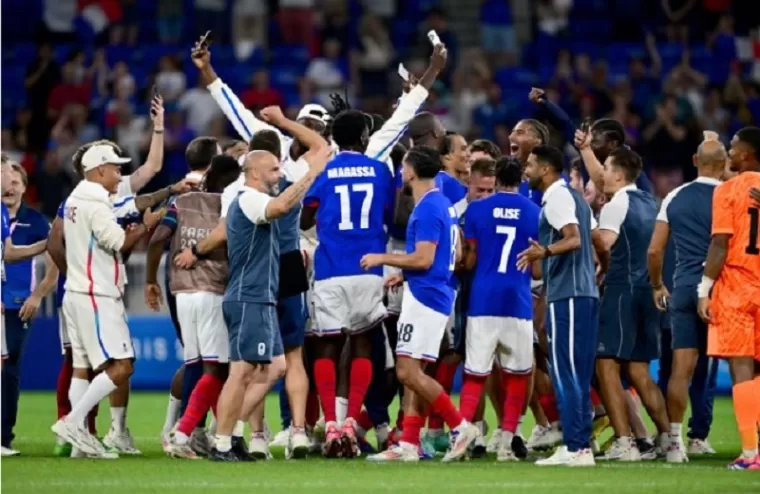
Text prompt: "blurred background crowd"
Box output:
[[2, 0, 760, 218]]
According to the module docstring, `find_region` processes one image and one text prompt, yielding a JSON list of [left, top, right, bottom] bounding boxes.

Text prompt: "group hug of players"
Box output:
[[4, 35, 757, 469]]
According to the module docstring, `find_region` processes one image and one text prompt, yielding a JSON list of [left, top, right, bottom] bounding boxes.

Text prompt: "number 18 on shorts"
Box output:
[[395, 284, 450, 362]]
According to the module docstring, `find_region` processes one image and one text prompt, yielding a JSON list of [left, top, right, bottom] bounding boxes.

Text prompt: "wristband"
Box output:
[[697, 276, 714, 298], [191, 244, 208, 260], [154, 129, 164, 134]]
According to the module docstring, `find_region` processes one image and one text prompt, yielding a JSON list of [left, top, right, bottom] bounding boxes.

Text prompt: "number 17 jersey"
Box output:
[[304, 152, 394, 280], [464, 192, 540, 320]]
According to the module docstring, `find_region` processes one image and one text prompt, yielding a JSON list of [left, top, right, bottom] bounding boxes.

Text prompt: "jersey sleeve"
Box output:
[[711, 181, 734, 236], [116, 176, 132, 198], [239, 189, 272, 225], [544, 187, 578, 231], [160, 203, 179, 233], [221, 182, 238, 218], [598, 192, 629, 234], [207, 78, 284, 143], [365, 85, 429, 168], [414, 203, 444, 244], [1, 206, 9, 243], [463, 203, 478, 242], [656, 185, 683, 223], [303, 173, 324, 208], [90, 202, 126, 252], [283, 155, 309, 184]]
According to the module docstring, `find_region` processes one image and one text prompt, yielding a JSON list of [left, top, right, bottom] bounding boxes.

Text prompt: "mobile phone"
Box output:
[[660, 296, 669, 310], [580, 117, 592, 134], [397, 63, 410, 82], [427, 30, 442, 47]]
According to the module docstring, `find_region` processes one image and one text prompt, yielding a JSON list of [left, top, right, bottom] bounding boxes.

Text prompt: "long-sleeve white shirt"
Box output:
[[63, 180, 127, 299]]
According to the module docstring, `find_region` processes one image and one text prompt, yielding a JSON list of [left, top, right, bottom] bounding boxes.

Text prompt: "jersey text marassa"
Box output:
[[327, 166, 378, 179]]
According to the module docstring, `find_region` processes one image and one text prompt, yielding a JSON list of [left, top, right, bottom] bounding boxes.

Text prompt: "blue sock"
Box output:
[[278, 381, 292, 430]]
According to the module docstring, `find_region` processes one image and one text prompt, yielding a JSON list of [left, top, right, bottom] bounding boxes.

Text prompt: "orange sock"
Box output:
[[732, 381, 760, 454]]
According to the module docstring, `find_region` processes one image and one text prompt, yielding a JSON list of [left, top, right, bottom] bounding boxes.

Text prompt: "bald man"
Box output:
[[647, 135, 726, 463]]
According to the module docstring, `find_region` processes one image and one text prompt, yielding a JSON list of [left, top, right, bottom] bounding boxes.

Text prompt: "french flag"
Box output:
[[74, 0, 123, 41]]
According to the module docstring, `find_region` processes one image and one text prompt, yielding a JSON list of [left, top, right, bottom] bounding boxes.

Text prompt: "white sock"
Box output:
[[111, 407, 126, 433], [216, 434, 231, 452], [503, 430, 515, 446], [475, 421, 486, 435], [516, 414, 525, 435], [66, 373, 117, 427], [743, 448, 759, 459], [175, 430, 189, 445], [336, 397, 348, 425], [669, 423, 682, 439], [68, 378, 89, 427], [162, 396, 181, 436], [232, 420, 245, 438]]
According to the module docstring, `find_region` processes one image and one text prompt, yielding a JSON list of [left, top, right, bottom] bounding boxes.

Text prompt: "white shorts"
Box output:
[[312, 275, 387, 336], [63, 292, 134, 370], [176, 291, 228, 363], [301, 235, 317, 336], [465, 316, 534, 376], [396, 283, 449, 362], [385, 238, 405, 315], [59, 307, 71, 354]]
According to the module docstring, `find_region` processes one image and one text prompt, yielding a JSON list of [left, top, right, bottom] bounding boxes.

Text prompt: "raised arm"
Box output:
[[574, 129, 605, 192], [129, 96, 165, 193]]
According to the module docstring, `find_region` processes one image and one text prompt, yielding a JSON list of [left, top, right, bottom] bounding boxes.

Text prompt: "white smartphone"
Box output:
[[397, 63, 410, 82], [427, 30, 442, 46]]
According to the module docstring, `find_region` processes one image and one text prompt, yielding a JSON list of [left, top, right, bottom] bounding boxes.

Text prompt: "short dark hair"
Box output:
[[368, 113, 385, 135], [518, 119, 549, 145], [495, 156, 522, 188], [185, 137, 219, 171], [469, 139, 502, 160], [249, 130, 281, 160], [391, 142, 407, 171], [591, 118, 625, 146], [204, 155, 241, 193], [332, 110, 367, 150], [470, 158, 496, 177], [221, 140, 244, 152], [736, 126, 760, 155], [608, 147, 643, 183], [408, 112, 438, 141], [404, 145, 442, 180], [530, 145, 565, 174]]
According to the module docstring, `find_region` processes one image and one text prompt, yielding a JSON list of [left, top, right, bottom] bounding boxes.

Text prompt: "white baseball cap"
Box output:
[[297, 104, 330, 126], [81, 144, 132, 172]]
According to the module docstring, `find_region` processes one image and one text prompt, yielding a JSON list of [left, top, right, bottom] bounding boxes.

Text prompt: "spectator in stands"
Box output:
[[114, 104, 149, 163], [278, 0, 315, 46], [110, 0, 139, 46], [707, 14, 737, 84], [195, 0, 229, 44], [536, 0, 572, 38], [232, 0, 267, 60], [39, 0, 78, 43], [155, 56, 186, 103], [47, 55, 92, 123], [414, 8, 458, 85], [450, 67, 488, 135], [1, 131, 23, 166], [305, 38, 348, 107], [643, 94, 694, 192], [321, 1, 352, 57], [109, 62, 137, 101], [24, 42, 60, 153], [354, 15, 394, 106], [54, 104, 101, 146], [157, 0, 184, 44], [473, 82, 511, 142], [480, 0, 518, 62], [629, 56, 663, 114], [662, 0, 698, 44], [361, 0, 396, 20], [33, 150, 74, 218], [241, 70, 285, 113], [159, 106, 196, 181], [699, 88, 730, 140], [179, 80, 224, 136]]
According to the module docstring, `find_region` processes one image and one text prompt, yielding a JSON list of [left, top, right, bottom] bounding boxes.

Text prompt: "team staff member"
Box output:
[[1, 163, 57, 456]]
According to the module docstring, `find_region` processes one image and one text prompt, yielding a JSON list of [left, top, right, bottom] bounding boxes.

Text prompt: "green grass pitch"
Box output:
[[2, 393, 759, 493]]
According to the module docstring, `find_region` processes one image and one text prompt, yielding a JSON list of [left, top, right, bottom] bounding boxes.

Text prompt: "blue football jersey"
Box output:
[[464, 192, 540, 319], [435, 171, 467, 205], [404, 189, 457, 316], [305, 152, 394, 280], [1, 203, 10, 282]]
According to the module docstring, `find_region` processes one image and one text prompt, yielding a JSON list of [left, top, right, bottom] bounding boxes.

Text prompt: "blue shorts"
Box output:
[[223, 301, 283, 363], [598, 285, 660, 362], [278, 293, 307, 348], [670, 285, 707, 351]]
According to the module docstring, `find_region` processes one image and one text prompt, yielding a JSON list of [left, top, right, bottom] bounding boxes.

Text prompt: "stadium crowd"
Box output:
[[1, 0, 760, 472]]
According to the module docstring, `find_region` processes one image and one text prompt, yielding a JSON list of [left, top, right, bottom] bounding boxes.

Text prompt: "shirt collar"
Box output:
[[694, 176, 722, 186], [541, 178, 567, 205], [80, 180, 112, 203], [611, 183, 638, 201]]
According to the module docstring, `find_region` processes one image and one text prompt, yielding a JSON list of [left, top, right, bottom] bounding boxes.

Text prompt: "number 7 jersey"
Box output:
[[304, 151, 395, 280], [464, 192, 540, 320]]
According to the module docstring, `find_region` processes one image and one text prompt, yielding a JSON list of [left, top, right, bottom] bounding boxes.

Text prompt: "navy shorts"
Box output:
[[223, 301, 283, 363], [278, 293, 307, 348], [598, 285, 660, 362], [670, 285, 707, 351]]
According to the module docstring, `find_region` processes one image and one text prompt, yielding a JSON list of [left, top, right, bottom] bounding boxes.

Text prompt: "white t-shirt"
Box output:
[[178, 88, 223, 135], [238, 187, 272, 224]]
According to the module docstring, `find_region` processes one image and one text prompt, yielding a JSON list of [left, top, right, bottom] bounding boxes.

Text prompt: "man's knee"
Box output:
[[395, 358, 422, 387], [269, 355, 287, 380], [105, 359, 134, 385]]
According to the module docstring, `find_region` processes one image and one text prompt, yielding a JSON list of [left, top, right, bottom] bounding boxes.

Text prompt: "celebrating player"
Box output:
[[361, 146, 478, 463], [697, 126, 760, 470], [459, 156, 540, 461]]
